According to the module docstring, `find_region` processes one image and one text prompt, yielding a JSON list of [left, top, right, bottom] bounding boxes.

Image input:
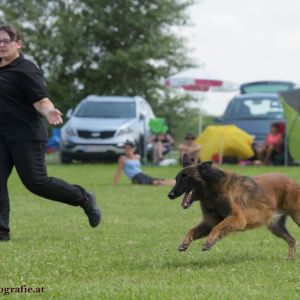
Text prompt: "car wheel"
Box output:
[[60, 152, 73, 164]]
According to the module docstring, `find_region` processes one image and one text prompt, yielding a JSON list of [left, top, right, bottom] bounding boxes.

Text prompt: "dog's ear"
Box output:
[[198, 161, 213, 168], [196, 161, 213, 172], [182, 154, 192, 167], [197, 161, 225, 181], [204, 161, 213, 166]]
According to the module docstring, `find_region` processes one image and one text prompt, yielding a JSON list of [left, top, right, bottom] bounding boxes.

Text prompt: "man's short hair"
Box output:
[[185, 133, 196, 140]]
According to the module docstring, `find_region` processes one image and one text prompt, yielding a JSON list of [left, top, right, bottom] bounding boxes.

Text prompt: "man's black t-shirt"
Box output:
[[0, 55, 48, 142]]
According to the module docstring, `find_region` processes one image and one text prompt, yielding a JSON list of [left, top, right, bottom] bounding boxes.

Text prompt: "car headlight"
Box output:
[[116, 126, 133, 136], [63, 126, 77, 137]]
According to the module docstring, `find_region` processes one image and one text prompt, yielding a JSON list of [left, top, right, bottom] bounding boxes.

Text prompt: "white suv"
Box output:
[[60, 95, 155, 163]]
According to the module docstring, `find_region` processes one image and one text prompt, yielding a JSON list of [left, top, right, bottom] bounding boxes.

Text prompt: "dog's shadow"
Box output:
[[158, 249, 286, 270], [165, 254, 267, 270]]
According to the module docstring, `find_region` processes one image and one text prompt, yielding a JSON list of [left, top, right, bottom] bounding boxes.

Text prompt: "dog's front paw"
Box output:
[[202, 241, 215, 251], [178, 243, 189, 252]]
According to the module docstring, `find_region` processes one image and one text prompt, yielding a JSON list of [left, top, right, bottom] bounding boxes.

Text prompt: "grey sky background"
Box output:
[[177, 0, 300, 115]]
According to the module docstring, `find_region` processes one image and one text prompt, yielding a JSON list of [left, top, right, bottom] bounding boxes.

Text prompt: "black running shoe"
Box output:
[[0, 231, 10, 241], [82, 192, 101, 228]]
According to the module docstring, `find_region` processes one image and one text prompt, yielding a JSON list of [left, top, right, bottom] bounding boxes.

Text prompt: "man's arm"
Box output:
[[188, 144, 201, 155], [33, 97, 63, 125]]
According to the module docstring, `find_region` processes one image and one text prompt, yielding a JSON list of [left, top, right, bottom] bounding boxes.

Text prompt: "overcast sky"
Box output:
[[177, 0, 300, 115]]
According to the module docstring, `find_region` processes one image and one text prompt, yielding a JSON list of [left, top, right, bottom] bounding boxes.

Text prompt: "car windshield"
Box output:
[[75, 101, 136, 118], [223, 97, 284, 120]]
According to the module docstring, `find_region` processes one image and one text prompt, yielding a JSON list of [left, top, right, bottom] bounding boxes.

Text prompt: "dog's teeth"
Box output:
[[187, 191, 193, 201]]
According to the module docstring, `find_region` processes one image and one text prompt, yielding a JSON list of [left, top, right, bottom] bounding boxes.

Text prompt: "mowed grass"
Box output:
[[2, 162, 300, 299]]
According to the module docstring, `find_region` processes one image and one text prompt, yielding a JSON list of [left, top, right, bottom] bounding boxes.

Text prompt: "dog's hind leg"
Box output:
[[202, 213, 247, 251], [268, 215, 296, 259], [178, 222, 213, 252]]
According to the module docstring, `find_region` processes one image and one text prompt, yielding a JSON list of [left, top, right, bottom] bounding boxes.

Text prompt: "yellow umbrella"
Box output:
[[195, 125, 254, 162]]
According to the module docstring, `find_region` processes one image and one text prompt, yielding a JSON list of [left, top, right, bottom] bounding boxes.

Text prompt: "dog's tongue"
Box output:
[[182, 191, 194, 209]]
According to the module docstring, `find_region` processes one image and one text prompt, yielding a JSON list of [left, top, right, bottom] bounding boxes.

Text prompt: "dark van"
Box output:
[[217, 81, 297, 144]]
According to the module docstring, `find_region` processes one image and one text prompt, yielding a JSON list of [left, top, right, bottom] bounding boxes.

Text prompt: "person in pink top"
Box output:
[[256, 123, 283, 165]]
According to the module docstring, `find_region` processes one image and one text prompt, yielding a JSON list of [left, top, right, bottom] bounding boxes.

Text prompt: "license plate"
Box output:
[[84, 145, 104, 152]]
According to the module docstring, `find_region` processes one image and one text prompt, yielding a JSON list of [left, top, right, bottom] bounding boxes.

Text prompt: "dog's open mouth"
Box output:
[[181, 190, 194, 209]]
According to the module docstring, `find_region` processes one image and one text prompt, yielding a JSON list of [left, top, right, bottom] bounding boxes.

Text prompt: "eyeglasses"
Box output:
[[0, 39, 13, 45]]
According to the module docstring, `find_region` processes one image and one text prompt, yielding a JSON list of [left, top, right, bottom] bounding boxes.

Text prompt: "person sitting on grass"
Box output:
[[256, 123, 284, 165], [148, 132, 174, 165], [113, 141, 175, 186], [178, 133, 201, 164]]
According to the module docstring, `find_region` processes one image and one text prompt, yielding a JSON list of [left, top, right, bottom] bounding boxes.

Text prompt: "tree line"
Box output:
[[0, 0, 202, 140]]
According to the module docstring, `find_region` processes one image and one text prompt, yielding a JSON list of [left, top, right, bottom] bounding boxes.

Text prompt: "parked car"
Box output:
[[60, 95, 155, 163], [216, 81, 298, 145], [216, 93, 285, 144]]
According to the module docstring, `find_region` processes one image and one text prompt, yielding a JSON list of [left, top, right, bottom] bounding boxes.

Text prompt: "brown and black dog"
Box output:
[[168, 154, 300, 258]]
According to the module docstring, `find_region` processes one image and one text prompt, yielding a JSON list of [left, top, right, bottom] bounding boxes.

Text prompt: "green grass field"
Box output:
[[2, 162, 300, 299]]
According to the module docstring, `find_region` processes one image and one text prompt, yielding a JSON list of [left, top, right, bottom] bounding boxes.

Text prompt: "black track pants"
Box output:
[[0, 141, 87, 233]]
